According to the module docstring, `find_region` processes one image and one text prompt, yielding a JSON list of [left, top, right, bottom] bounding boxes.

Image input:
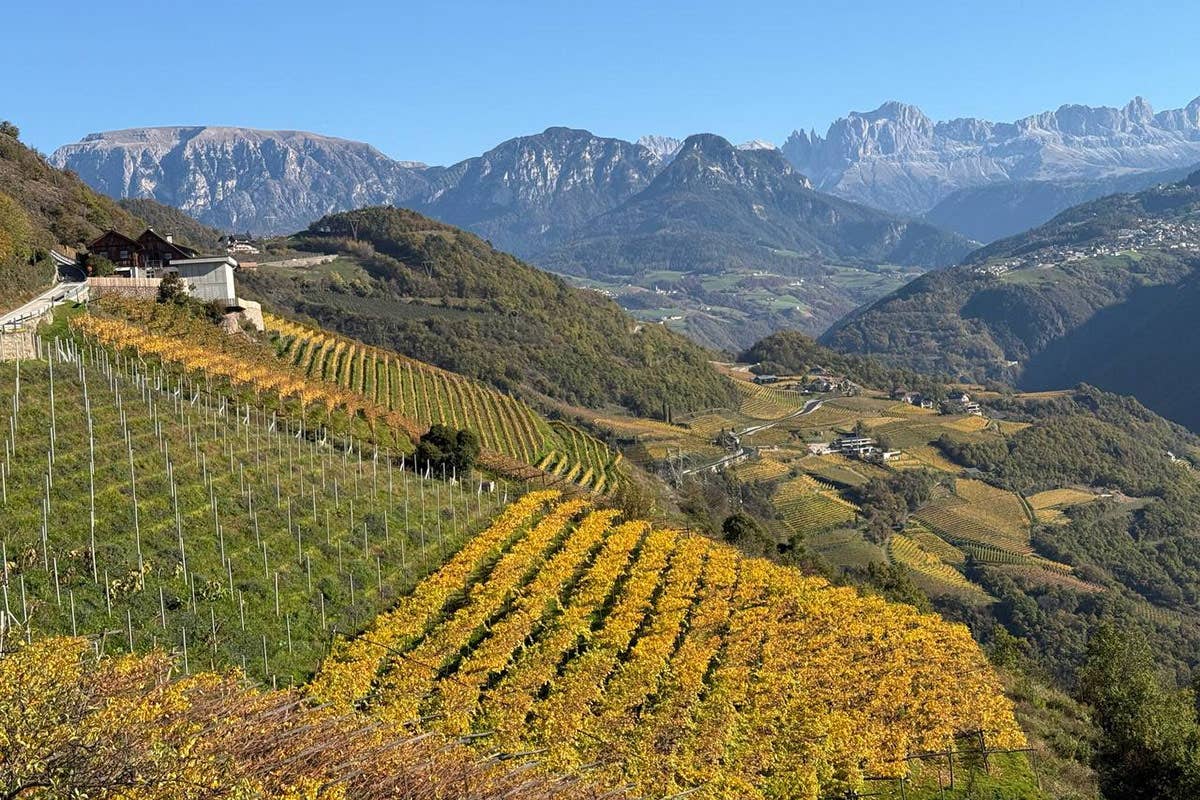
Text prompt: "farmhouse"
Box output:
[[943, 391, 984, 416], [87, 229, 263, 330], [753, 374, 779, 385], [89, 229, 198, 276], [833, 436, 875, 456]]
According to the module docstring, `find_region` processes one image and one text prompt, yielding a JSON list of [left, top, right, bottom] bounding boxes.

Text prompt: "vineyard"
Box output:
[[313, 493, 1024, 800], [773, 474, 859, 534], [265, 314, 621, 493], [730, 379, 806, 419], [888, 534, 989, 600], [1028, 488, 1097, 525], [798, 453, 890, 487], [732, 456, 791, 483], [536, 422, 622, 494], [914, 480, 1033, 556], [0, 335, 499, 684]]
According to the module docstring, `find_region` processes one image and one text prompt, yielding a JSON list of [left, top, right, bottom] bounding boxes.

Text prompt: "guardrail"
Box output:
[[0, 282, 88, 332]]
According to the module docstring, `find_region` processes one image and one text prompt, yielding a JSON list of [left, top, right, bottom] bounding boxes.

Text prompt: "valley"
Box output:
[[9, 41, 1200, 796], [825, 170, 1200, 431]]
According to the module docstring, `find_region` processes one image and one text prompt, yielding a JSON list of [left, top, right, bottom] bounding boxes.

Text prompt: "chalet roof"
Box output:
[[89, 229, 139, 249], [138, 228, 198, 259]]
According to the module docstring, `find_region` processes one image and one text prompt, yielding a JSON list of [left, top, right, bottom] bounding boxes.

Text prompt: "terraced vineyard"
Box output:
[[733, 456, 791, 483], [730, 379, 806, 419], [313, 493, 1024, 800], [267, 314, 549, 462], [264, 314, 621, 492], [0, 338, 497, 684], [535, 422, 622, 494], [773, 474, 859, 533], [888, 534, 989, 600]]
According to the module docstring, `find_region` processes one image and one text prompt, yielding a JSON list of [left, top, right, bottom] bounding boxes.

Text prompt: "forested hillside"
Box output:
[[0, 121, 143, 305], [118, 197, 226, 251], [823, 170, 1200, 430], [240, 206, 734, 417]]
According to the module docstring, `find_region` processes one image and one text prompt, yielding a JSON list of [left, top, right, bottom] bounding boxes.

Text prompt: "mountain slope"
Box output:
[[117, 197, 227, 251], [239, 206, 735, 418], [924, 164, 1198, 243], [540, 134, 973, 347], [415, 127, 662, 256], [783, 97, 1200, 217], [0, 122, 205, 305], [823, 169, 1200, 430], [51, 126, 433, 234]]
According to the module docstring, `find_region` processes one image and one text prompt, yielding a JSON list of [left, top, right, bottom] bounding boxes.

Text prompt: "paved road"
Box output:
[[681, 397, 825, 476], [0, 281, 88, 330]]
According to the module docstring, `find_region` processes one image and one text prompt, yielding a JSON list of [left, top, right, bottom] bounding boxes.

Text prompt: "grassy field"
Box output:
[[0, 340, 500, 684]]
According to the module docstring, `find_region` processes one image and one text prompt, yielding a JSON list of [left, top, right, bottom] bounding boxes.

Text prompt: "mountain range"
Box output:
[[822, 168, 1200, 430], [782, 96, 1200, 237], [53, 95, 1200, 253], [540, 134, 971, 346], [53, 124, 969, 349]]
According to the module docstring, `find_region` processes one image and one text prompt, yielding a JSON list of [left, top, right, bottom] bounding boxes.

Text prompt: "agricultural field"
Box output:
[[632, 370, 1107, 601], [0, 338, 499, 684], [888, 534, 990, 601], [1028, 488, 1098, 525], [264, 313, 622, 492], [535, 421, 622, 494], [798, 453, 890, 487], [267, 314, 548, 461], [730, 378, 807, 419], [732, 456, 791, 483], [773, 474, 859, 534], [313, 494, 1024, 800]]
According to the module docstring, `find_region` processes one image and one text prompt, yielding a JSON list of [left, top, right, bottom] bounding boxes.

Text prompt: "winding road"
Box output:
[[681, 397, 825, 476], [0, 252, 89, 331]]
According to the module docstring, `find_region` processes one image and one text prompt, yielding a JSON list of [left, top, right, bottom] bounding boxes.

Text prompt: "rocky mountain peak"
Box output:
[[635, 134, 683, 161], [652, 133, 810, 193], [737, 139, 778, 151], [781, 96, 1200, 215]]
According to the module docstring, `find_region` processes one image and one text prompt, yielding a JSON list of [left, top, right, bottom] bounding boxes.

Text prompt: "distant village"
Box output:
[[727, 370, 987, 468], [752, 371, 861, 396], [973, 216, 1200, 277]]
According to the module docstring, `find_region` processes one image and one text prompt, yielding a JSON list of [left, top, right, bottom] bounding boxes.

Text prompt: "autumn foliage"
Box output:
[[313, 492, 1024, 800], [0, 636, 607, 799]]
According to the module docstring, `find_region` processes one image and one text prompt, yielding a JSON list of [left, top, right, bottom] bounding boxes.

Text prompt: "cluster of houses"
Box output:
[[891, 389, 937, 410], [222, 235, 261, 256], [892, 388, 983, 416], [753, 372, 861, 396], [972, 217, 1200, 277], [86, 228, 262, 331], [810, 435, 903, 465]]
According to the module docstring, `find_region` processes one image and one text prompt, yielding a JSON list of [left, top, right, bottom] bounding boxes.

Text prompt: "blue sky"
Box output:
[[4, 0, 1199, 165]]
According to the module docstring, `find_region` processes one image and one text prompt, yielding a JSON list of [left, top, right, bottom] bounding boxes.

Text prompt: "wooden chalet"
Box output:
[[88, 228, 198, 277]]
